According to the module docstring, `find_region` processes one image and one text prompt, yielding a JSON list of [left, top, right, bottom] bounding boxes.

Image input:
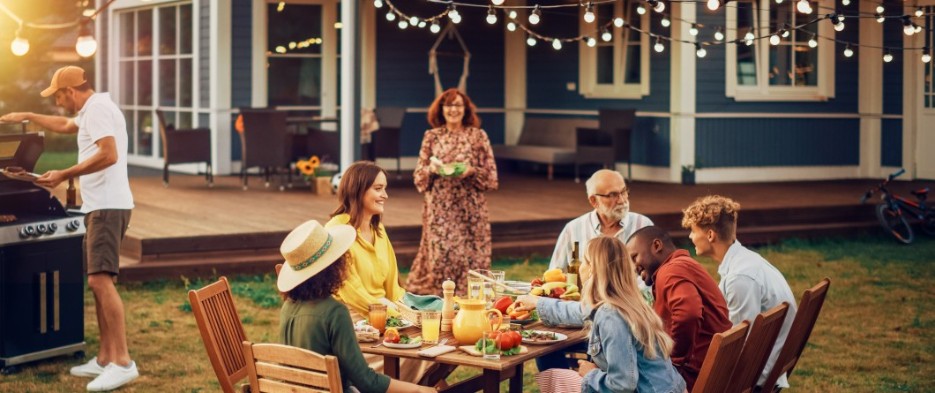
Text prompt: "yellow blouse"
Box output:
[[327, 214, 407, 317]]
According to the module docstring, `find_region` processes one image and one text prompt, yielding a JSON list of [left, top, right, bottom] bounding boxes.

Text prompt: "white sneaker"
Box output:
[[70, 357, 108, 378], [87, 361, 139, 391]]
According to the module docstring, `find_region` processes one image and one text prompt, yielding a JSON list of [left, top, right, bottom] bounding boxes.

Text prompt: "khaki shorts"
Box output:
[[83, 209, 132, 275]]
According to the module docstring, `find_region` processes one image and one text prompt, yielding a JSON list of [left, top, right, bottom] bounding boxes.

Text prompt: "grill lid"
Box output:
[[0, 132, 43, 176]]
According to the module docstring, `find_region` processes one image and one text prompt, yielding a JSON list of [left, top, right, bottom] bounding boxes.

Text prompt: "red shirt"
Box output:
[[651, 249, 732, 390]]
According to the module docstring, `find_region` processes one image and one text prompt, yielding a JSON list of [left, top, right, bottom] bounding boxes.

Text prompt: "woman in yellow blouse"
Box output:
[[326, 161, 435, 384]]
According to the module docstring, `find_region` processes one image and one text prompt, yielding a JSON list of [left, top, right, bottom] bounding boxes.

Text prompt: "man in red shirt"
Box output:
[[626, 226, 732, 390]]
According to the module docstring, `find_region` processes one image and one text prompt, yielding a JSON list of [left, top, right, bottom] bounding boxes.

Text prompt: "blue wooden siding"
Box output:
[[200, 0, 210, 110], [881, 119, 902, 167], [882, 6, 903, 115], [695, 118, 859, 167], [376, 5, 505, 156], [694, 9, 860, 113]]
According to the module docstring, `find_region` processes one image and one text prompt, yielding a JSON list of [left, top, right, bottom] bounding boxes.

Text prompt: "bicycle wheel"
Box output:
[[921, 211, 935, 236], [876, 203, 914, 244]]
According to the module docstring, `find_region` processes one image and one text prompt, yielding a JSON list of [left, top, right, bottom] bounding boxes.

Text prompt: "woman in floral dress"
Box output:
[[407, 88, 498, 295]]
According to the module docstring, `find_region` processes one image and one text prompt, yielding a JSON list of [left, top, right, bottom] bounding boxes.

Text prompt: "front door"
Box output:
[[913, 4, 935, 179]]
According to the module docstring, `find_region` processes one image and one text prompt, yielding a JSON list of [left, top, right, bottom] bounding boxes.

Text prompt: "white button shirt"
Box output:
[[548, 210, 653, 271]]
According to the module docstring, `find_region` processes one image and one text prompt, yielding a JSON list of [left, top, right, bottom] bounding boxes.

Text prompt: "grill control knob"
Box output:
[[22, 226, 37, 237], [37, 224, 48, 234], [66, 219, 82, 231], [49, 222, 58, 233]]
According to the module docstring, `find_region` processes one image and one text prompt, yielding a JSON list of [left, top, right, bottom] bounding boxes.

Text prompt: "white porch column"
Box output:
[[858, 0, 883, 178], [504, 1, 527, 145], [669, 0, 696, 183], [210, 0, 232, 174], [340, 0, 361, 169]]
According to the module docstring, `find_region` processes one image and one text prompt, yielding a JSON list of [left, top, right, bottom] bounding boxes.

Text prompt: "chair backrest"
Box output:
[[372, 107, 406, 159], [598, 108, 636, 161], [518, 118, 599, 148], [729, 303, 791, 393], [305, 127, 341, 164], [762, 278, 831, 391], [242, 341, 344, 393], [239, 108, 290, 168], [375, 107, 407, 129], [155, 109, 171, 159], [188, 277, 249, 393], [692, 321, 750, 393], [275, 263, 282, 276]]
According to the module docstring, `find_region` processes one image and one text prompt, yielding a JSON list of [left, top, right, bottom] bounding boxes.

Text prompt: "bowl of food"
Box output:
[[431, 156, 466, 177]]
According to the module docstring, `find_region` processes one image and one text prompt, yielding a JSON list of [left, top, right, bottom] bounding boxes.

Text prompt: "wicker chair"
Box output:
[[238, 108, 291, 190], [371, 107, 406, 176], [728, 303, 791, 393], [692, 321, 750, 393], [242, 341, 344, 393], [188, 277, 249, 393], [155, 109, 212, 187], [762, 278, 831, 392]]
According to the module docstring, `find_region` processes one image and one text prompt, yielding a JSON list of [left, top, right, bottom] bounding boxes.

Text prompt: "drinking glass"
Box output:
[[421, 311, 441, 345], [368, 304, 387, 334], [488, 270, 505, 298], [481, 331, 500, 361], [467, 276, 485, 301]]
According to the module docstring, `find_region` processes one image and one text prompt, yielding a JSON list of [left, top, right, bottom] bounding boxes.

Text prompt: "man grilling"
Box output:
[[0, 66, 137, 391]]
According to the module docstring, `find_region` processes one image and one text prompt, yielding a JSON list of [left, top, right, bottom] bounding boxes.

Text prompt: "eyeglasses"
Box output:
[[593, 188, 629, 200]]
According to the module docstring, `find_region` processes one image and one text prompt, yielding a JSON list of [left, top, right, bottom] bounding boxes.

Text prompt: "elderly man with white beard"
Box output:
[[548, 169, 653, 271]]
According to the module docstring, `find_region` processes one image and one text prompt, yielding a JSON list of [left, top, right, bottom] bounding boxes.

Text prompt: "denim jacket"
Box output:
[[540, 299, 686, 393]]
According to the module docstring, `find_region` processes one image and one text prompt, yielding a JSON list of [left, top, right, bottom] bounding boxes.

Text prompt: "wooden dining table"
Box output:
[[360, 322, 588, 393]]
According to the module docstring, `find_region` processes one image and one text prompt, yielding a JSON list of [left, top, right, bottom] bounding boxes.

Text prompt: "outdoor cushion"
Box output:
[[493, 145, 576, 165]]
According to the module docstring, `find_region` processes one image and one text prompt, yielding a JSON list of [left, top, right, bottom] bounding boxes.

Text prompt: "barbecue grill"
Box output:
[[0, 129, 86, 374]]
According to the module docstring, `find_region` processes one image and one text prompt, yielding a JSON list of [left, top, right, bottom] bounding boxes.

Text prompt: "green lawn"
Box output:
[[1, 235, 933, 392], [33, 151, 77, 173]]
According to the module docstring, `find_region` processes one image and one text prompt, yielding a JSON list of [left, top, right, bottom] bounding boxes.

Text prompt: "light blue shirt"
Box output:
[[718, 241, 797, 389], [549, 211, 653, 271]]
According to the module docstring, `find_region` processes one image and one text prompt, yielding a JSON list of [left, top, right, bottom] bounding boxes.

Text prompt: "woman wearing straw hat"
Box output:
[[278, 220, 435, 393]]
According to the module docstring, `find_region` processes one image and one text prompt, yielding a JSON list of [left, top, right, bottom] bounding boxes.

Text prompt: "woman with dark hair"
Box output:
[[407, 88, 499, 295], [278, 220, 434, 393]]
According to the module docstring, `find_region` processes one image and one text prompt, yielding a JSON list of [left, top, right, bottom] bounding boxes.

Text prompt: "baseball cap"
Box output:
[[40, 66, 88, 97]]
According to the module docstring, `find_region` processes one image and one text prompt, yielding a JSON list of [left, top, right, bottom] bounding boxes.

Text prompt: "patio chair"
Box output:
[[188, 277, 249, 393], [371, 107, 406, 176], [728, 302, 791, 393], [304, 127, 341, 164], [241, 341, 344, 393], [155, 109, 213, 187], [762, 278, 831, 392], [239, 108, 292, 190], [574, 108, 635, 182], [692, 321, 750, 393]]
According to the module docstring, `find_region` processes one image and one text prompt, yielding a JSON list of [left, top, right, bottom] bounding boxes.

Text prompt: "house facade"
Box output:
[[94, 0, 935, 182]]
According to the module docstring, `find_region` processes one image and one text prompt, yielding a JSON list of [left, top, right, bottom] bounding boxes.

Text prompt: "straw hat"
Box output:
[[277, 220, 356, 292]]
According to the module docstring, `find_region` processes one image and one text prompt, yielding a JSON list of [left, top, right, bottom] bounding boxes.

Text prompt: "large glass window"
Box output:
[[267, 3, 323, 107], [117, 3, 199, 158], [579, 0, 649, 99], [727, 0, 834, 100]]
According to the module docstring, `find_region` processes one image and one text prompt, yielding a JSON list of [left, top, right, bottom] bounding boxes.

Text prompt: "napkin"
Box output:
[[417, 345, 456, 358], [402, 292, 443, 311]]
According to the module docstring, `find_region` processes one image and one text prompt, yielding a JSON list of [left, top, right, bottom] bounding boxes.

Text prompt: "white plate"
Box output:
[[355, 318, 414, 330], [383, 339, 422, 349], [521, 330, 568, 345]]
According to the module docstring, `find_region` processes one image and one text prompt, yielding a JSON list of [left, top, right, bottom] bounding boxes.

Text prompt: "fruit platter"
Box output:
[[528, 268, 581, 301]]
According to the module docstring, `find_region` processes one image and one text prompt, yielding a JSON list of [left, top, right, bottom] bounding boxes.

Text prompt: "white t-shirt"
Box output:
[[74, 92, 134, 212]]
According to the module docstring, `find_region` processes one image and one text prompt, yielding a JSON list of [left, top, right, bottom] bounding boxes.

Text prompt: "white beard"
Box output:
[[600, 200, 629, 223]]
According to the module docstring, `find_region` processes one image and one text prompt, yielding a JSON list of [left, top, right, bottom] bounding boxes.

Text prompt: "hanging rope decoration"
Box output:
[[372, 0, 934, 64], [429, 23, 471, 96]]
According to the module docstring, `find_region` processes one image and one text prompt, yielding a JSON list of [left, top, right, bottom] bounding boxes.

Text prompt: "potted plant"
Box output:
[[681, 164, 696, 185], [296, 156, 338, 195]]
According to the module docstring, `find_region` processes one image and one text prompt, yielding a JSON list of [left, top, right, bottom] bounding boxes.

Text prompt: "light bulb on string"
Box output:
[[916, 25, 923, 34], [10, 29, 29, 57], [448, 5, 460, 22], [841, 0, 849, 6], [430, 22, 441, 33], [923, 48, 932, 63], [781, 24, 791, 37], [507, 22, 516, 31], [601, 27, 612, 42], [770, 33, 781, 45], [714, 27, 724, 41], [654, 37, 665, 53], [487, 6, 498, 24], [527, 35, 537, 46], [916, 8, 924, 18], [82, 7, 95, 17], [373, 0, 383, 8], [418, 21, 426, 28], [696, 43, 707, 58], [637, 4, 646, 15], [661, 17, 671, 28], [834, 18, 845, 32], [584, 3, 595, 23], [875, 4, 884, 14], [904, 23, 916, 36], [808, 36, 818, 48], [843, 44, 853, 58], [775, 0, 783, 4], [614, 17, 625, 28], [552, 39, 562, 50], [586, 37, 597, 47], [689, 24, 699, 36], [409, 16, 418, 25], [509, 11, 517, 19], [706, 0, 721, 11], [883, 52, 893, 63], [796, 0, 812, 14], [652, 0, 666, 13], [492, 0, 505, 5], [398, 20, 408, 29], [529, 5, 541, 25], [75, 21, 97, 57], [835, 14, 845, 23], [386, 11, 396, 21], [744, 31, 755, 42], [450, 13, 462, 24], [875, 13, 884, 23]]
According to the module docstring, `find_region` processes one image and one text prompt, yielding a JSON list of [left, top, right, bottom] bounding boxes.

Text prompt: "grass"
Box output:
[[33, 151, 77, 174], [1, 234, 933, 392]]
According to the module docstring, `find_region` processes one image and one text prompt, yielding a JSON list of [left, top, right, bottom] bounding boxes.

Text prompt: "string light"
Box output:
[[654, 37, 664, 53], [841, 0, 849, 6], [398, 20, 408, 29], [922, 49, 931, 64], [883, 51, 893, 63], [409, 16, 418, 25], [714, 27, 724, 41], [915, 8, 924, 18], [75, 20, 97, 57], [775, 0, 783, 4], [601, 27, 612, 42], [448, 4, 461, 24], [706, 0, 721, 11], [833, 16, 844, 32], [903, 17, 915, 36], [374, 0, 383, 8], [386, 11, 396, 21], [507, 21, 516, 31], [808, 35, 818, 48], [875, 13, 884, 23], [10, 27, 29, 57], [486, 6, 497, 24], [526, 35, 537, 46], [583, 3, 595, 24], [843, 44, 853, 58], [695, 43, 707, 58], [552, 38, 562, 50], [796, 0, 812, 14], [430, 21, 441, 33], [491, 0, 505, 5], [661, 17, 671, 28], [528, 5, 541, 25], [614, 17, 625, 28], [637, 4, 647, 15], [650, 0, 666, 13], [875, 4, 884, 14], [418, 21, 426, 28], [689, 23, 699, 36], [586, 36, 597, 47], [770, 32, 781, 45]]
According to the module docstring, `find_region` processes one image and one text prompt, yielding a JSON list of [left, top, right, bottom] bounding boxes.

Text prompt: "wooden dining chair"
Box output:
[[691, 321, 750, 393], [242, 341, 344, 393], [762, 278, 831, 392], [274, 263, 282, 276], [728, 302, 791, 393], [188, 277, 249, 393]]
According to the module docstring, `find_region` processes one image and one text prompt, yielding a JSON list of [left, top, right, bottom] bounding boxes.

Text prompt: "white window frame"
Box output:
[[725, 0, 835, 101], [110, 0, 202, 160], [252, 0, 338, 119], [578, 0, 650, 99]]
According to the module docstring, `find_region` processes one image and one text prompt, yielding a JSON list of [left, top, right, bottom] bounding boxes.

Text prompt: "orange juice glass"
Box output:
[[421, 311, 441, 344], [369, 304, 387, 334]]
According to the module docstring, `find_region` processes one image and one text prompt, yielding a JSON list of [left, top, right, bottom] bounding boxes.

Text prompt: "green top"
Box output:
[[280, 297, 391, 393]]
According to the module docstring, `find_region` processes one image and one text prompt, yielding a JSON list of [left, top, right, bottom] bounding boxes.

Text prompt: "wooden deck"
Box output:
[[115, 168, 930, 281]]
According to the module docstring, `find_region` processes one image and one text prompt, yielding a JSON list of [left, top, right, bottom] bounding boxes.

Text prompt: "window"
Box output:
[[579, 0, 650, 99], [726, 0, 835, 101], [116, 3, 200, 157]]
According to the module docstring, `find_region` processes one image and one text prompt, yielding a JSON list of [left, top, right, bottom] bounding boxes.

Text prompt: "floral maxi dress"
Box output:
[[407, 126, 499, 295]]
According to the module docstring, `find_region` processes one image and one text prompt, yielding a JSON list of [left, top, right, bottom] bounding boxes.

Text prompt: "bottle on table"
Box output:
[[567, 241, 582, 289]]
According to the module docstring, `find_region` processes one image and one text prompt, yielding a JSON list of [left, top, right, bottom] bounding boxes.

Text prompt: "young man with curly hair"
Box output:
[[681, 195, 797, 391]]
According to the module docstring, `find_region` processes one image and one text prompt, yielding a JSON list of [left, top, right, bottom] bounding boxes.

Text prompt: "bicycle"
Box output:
[[861, 168, 935, 244]]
